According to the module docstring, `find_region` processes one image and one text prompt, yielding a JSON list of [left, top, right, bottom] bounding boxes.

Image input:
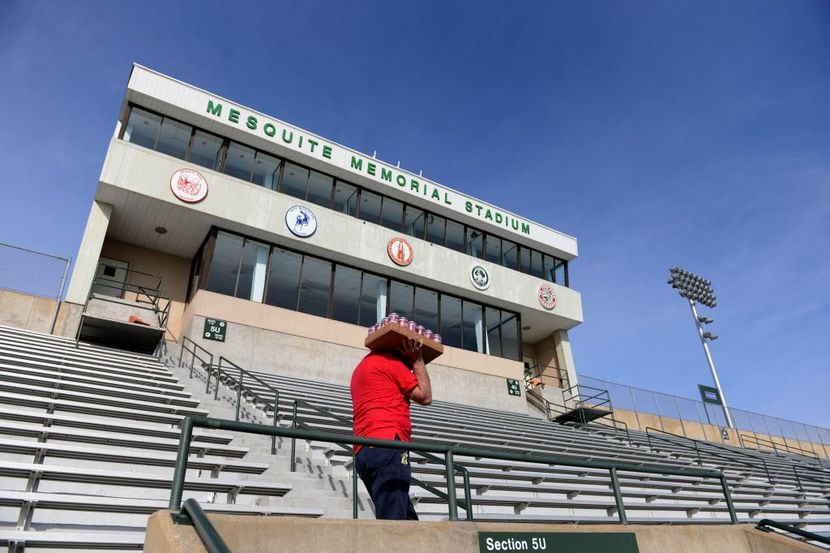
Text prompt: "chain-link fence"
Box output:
[[0, 241, 71, 332], [581, 374, 830, 457]]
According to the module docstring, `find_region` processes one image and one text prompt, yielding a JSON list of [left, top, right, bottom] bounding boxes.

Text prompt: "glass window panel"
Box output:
[[265, 247, 301, 310], [380, 197, 404, 231], [306, 170, 334, 208], [404, 206, 426, 239], [413, 288, 438, 333], [333, 181, 358, 215], [543, 255, 556, 282], [445, 220, 465, 253], [235, 239, 269, 302], [189, 130, 223, 170], [155, 118, 191, 159], [123, 107, 160, 149], [426, 213, 446, 245], [530, 250, 544, 278], [389, 280, 414, 320], [501, 311, 520, 361], [485, 307, 502, 357], [281, 162, 309, 199], [502, 240, 519, 270], [252, 151, 281, 190], [205, 232, 243, 296], [554, 259, 567, 286], [519, 247, 531, 275], [330, 265, 361, 324], [359, 273, 387, 326], [357, 190, 382, 225], [485, 234, 502, 265], [466, 229, 484, 258], [297, 257, 332, 317], [225, 142, 255, 181], [439, 295, 462, 349], [462, 301, 483, 353]]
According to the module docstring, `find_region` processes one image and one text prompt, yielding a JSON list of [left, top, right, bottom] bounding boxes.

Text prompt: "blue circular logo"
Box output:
[[285, 205, 317, 238]]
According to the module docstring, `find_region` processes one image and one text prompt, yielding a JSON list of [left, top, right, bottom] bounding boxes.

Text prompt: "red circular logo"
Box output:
[[538, 282, 557, 310], [170, 168, 208, 203], [387, 237, 414, 266]]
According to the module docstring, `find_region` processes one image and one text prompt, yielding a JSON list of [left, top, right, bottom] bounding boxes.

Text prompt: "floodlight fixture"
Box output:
[[667, 266, 734, 428]]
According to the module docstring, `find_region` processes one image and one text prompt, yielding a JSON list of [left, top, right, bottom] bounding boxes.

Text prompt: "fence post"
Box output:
[[49, 256, 70, 335]]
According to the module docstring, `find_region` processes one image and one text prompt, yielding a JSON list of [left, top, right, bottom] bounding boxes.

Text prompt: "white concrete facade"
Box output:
[[67, 64, 585, 409]]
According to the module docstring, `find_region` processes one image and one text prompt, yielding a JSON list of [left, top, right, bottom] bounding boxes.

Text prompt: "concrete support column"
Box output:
[[65, 201, 113, 304], [553, 329, 579, 389]]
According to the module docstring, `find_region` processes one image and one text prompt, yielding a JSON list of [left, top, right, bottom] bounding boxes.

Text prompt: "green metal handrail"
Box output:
[[287, 398, 475, 520], [645, 427, 776, 483], [175, 498, 231, 553], [756, 518, 830, 547], [179, 336, 214, 379], [740, 432, 820, 462], [170, 416, 739, 524], [203, 356, 280, 454]]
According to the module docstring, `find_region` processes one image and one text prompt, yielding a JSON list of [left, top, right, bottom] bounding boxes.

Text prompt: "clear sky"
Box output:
[[1, 1, 828, 428]]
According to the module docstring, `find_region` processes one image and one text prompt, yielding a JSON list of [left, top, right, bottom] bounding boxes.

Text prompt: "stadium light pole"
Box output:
[[667, 267, 735, 429]]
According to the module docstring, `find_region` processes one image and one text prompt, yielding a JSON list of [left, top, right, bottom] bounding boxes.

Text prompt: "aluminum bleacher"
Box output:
[[180, 357, 830, 537], [0, 325, 324, 552]]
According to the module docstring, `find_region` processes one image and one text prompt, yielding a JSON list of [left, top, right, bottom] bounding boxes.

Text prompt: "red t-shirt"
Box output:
[[351, 351, 418, 453]]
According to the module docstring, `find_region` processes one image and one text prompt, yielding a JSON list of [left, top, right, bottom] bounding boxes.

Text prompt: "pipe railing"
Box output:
[[740, 433, 821, 463], [203, 356, 281, 454], [755, 518, 830, 547], [178, 336, 214, 379], [170, 416, 738, 524], [175, 498, 231, 553], [287, 398, 475, 520], [645, 427, 774, 483]]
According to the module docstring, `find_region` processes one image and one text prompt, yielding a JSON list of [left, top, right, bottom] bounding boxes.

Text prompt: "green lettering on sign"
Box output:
[[478, 533, 639, 553], [203, 318, 227, 342], [206, 100, 222, 117]]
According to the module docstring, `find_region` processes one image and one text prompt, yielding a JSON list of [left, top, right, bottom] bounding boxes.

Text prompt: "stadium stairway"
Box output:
[[0, 324, 349, 553], [170, 350, 830, 541]]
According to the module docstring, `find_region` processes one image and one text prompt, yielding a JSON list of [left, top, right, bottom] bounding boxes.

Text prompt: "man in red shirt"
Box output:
[[351, 339, 432, 520]]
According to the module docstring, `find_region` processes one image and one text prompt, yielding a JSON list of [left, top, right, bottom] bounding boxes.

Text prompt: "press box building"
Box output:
[[64, 64, 583, 413]]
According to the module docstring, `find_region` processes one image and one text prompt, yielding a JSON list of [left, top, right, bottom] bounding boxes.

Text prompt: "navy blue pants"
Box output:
[[355, 446, 419, 520]]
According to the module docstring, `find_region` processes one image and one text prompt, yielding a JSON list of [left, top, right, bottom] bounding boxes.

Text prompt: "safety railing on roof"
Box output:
[[86, 264, 171, 326], [170, 416, 739, 525], [740, 433, 821, 463]]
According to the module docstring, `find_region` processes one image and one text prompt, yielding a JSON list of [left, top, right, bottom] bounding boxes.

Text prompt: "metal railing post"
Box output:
[[609, 467, 627, 524], [352, 451, 359, 519], [290, 401, 299, 472], [49, 256, 70, 335], [169, 417, 195, 509], [445, 448, 458, 521], [235, 366, 243, 421], [271, 391, 279, 455], [720, 475, 738, 524]]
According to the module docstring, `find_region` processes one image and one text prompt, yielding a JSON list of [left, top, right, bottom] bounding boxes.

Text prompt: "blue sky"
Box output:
[[1, 1, 828, 428]]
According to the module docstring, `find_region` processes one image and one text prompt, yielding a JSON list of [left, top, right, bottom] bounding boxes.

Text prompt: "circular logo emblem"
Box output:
[[538, 282, 557, 310], [387, 237, 414, 266], [470, 264, 491, 290], [170, 169, 208, 203], [285, 205, 317, 238]]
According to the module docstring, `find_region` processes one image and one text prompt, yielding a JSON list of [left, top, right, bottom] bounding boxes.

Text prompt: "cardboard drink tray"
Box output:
[[364, 324, 444, 364]]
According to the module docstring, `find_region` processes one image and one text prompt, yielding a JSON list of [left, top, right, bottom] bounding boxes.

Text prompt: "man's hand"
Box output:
[[398, 338, 424, 365], [400, 338, 432, 405]]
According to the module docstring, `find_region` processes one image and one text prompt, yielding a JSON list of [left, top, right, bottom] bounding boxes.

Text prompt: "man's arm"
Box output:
[[400, 339, 432, 405]]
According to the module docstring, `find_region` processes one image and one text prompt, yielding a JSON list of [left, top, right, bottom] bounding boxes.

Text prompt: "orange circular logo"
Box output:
[[387, 237, 414, 266]]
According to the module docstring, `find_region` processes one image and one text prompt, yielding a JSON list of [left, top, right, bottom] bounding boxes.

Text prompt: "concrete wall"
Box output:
[[0, 289, 59, 333], [179, 289, 529, 414], [144, 514, 816, 553]]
